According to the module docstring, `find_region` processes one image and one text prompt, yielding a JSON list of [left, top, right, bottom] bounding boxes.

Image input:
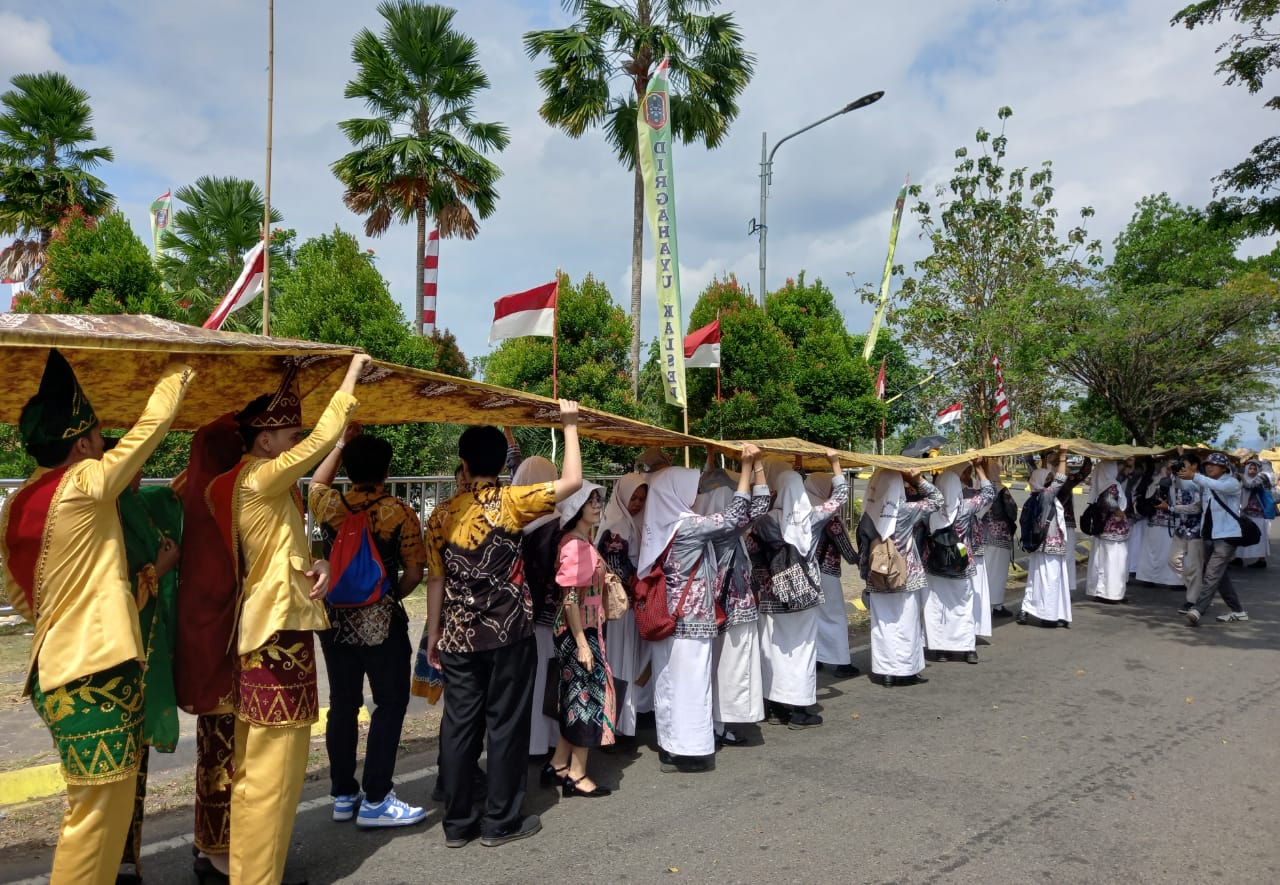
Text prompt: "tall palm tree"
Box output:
[[0, 71, 114, 282], [156, 175, 281, 330], [333, 1, 509, 336], [524, 1, 754, 392]]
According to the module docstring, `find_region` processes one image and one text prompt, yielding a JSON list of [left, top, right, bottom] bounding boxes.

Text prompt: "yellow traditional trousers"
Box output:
[[51, 777, 137, 885], [228, 719, 310, 885]]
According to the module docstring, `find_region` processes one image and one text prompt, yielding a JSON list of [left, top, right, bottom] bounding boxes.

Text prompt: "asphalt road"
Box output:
[[6, 540, 1279, 885]]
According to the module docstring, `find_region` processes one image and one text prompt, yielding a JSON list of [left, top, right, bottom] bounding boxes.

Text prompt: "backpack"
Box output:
[[866, 535, 908, 592], [633, 539, 701, 642], [997, 489, 1018, 527], [324, 493, 392, 608], [1019, 492, 1049, 553], [923, 523, 969, 578], [1078, 501, 1106, 537], [1259, 485, 1278, 520], [519, 518, 565, 624]]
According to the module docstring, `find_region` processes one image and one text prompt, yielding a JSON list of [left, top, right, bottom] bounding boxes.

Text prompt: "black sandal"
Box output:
[[562, 774, 612, 798], [539, 762, 570, 788]]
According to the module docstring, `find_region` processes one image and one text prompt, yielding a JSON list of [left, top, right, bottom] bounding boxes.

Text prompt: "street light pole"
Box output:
[[753, 90, 885, 311]]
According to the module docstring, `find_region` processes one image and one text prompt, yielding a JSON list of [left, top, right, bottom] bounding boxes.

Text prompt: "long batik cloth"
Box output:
[[31, 660, 144, 784]]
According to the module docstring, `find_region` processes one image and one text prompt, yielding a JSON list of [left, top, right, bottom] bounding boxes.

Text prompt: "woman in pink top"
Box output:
[[545, 482, 616, 798]]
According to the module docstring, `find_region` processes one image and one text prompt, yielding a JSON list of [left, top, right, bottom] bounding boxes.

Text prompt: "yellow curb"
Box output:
[[851, 597, 868, 612], [310, 705, 371, 737]]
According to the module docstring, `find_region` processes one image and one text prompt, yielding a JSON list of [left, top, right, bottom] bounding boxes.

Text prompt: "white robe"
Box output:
[[1024, 549, 1073, 623], [985, 545, 1012, 608], [923, 573, 976, 652], [712, 621, 764, 724], [1136, 524, 1181, 585], [759, 609, 819, 706], [1126, 519, 1147, 574], [815, 572, 851, 665], [607, 608, 653, 736], [652, 635, 714, 757], [868, 590, 924, 677], [1087, 538, 1129, 600], [970, 554, 992, 638]]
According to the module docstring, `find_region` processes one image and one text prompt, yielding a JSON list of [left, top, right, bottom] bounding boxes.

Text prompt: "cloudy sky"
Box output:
[[1, 0, 1272, 379]]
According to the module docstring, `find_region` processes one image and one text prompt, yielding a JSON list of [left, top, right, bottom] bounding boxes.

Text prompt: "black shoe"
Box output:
[[897, 674, 929, 686], [992, 606, 1014, 619], [193, 856, 228, 884], [1230, 557, 1244, 567], [1057, 619, 1070, 629], [480, 814, 542, 847], [445, 824, 481, 848], [833, 664, 860, 678], [539, 762, 569, 788], [563, 775, 612, 798], [1039, 619, 1059, 629], [765, 701, 792, 725], [116, 866, 142, 885], [1249, 560, 1267, 569], [675, 755, 712, 773], [1016, 612, 1028, 625], [787, 710, 824, 730], [716, 729, 748, 747], [964, 651, 979, 664], [880, 674, 896, 687]]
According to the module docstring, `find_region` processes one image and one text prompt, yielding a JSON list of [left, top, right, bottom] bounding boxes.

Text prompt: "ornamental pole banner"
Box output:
[[863, 175, 909, 362], [423, 229, 440, 335], [638, 57, 687, 408], [149, 189, 172, 260]]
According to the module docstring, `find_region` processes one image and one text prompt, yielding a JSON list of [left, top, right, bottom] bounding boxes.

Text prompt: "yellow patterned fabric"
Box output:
[[31, 660, 143, 785]]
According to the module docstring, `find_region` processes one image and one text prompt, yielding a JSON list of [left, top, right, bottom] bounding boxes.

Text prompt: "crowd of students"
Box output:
[[1, 351, 1268, 885]]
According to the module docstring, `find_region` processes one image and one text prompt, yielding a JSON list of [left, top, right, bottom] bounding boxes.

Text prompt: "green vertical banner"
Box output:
[[149, 189, 172, 261], [863, 175, 909, 363], [638, 58, 687, 409]]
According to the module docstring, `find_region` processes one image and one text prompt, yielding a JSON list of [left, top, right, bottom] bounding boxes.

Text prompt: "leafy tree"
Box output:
[[156, 176, 283, 330], [333, 1, 508, 336], [1172, 1, 1280, 233], [0, 71, 114, 283], [271, 227, 471, 474], [895, 107, 1101, 446], [524, 0, 755, 390], [856, 332, 926, 442]]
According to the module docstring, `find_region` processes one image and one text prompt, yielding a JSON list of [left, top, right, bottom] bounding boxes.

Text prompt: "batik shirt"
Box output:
[[705, 489, 771, 628], [959, 482, 996, 558], [425, 480, 556, 654], [1040, 473, 1070, 556], [815, 516, 857, 577], [981, 487, 1017, 551], [1095, 483, 1130, 542], [1168, 478, 1202, 540]]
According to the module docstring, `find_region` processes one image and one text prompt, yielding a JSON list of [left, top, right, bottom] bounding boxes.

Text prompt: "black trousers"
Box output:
[[439, 635, 536, 839], [318, 617, 412, 804]]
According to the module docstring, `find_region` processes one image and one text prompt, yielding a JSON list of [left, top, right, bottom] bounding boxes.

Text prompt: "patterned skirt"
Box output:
[[554, 627, 616, 748], [31, 660, 144, 785]]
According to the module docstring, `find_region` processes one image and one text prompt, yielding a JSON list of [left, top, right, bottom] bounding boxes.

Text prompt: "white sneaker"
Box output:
[[356, 790, 427, 828], [1216, 611, 1249, 622], [332, 791, 363, 822]]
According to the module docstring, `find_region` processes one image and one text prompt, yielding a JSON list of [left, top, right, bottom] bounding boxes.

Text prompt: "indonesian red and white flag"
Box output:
[[936, 402, 963, 426], [874, 357, 886, 399], [203, 240, 265, 330], [422, 229, 439, 335], [489, 280, 558, 344], [683, 319, 721, 368]]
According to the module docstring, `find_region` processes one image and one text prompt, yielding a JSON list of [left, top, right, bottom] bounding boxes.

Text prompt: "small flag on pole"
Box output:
[[203, 240, 265, 330], [422, 229, 439, 335], [936, 402, 963, 426], [875, 357, 886, 400], [489, 280, 558, 344], [991, 355, 1012, 429], [683, 319, 721, 368], [149, 189, 172, 258]]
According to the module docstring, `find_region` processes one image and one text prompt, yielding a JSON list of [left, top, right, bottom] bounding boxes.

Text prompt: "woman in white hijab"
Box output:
[[1135, 462, 1181, 587], [979, 458, 1019, 619], [804, 473, 860, 678], [751, 451, 848, 728], [637, 445, 766, 772], [596, 473, 650, 738], [921, 463, 994, 664], [1020, 446, 1074, 627], [511, 456, 564, 758], [1085, 459, 1131, 602], [855, 468, 943, 686], [695, 471, 770, 746], [1238, 458, 1273, 567]]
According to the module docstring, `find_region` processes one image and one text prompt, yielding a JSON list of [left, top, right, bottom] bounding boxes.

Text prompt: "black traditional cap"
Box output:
[[18, 349, 98, 448], [237, 365, 303, 429]]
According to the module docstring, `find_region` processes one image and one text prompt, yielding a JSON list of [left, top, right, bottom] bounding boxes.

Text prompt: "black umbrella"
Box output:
[[901, 435, 951, 459]]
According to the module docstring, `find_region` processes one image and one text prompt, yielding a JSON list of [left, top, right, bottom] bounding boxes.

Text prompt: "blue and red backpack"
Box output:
[[325, 493, 392, 608]]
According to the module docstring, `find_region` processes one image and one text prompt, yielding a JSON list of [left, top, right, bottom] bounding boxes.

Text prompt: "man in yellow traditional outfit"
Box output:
[[0, 349, 193, 885], [207, 353, 368, 885]]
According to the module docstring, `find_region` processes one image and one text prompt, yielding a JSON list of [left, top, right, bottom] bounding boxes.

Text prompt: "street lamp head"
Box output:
[[842, 91, 885, 114]]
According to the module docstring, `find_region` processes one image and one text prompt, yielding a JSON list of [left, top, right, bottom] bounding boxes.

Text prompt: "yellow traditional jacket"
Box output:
[[233, 390, 358, 655], [0, 364, 193, 693]]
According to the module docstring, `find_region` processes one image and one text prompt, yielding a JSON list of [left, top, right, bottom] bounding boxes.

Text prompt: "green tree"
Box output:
[[895, 107, 1100, 447], [524, 0, 755, 391], [1173, 1, 1280, 233], [855, 332, 925, 442], [333, 0, 508, 336], [271, 227, 471, 474], [19, 208, 169, 317], [0, 71, 114, 284], [156, 175, 283, 330]]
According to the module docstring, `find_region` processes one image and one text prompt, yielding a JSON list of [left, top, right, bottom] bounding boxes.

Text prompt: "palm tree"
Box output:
[[333, 1, 509, 336], [524, 1, 754, 392], [0, 71, 114, 282], [156, 175, 281, 330]]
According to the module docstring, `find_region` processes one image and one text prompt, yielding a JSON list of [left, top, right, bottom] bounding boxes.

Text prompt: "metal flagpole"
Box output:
[[261, 0, 274, 336]]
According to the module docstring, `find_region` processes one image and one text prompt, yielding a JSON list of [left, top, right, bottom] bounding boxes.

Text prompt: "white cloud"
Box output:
[[1, 0, 1274, 372]]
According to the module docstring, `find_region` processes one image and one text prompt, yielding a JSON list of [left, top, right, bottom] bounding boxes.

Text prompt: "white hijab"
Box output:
[[771, 469, 816, 556], [597, 472, 647, 565], [759, 456, 791, 490], [930, 470, 963, 532], [637, 467, 700, 574], [1089, 460, 1127, 511], [513, 456, 558, 535], [1030, 467, 1066, 536], [862, 468, 905, 541]]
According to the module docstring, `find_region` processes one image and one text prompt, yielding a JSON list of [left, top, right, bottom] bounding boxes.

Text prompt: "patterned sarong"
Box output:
[[237, 630, 319, 727], [31, 660, 144, 785], [554, 626, 616, 748], [195, 711, 236, 853]]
